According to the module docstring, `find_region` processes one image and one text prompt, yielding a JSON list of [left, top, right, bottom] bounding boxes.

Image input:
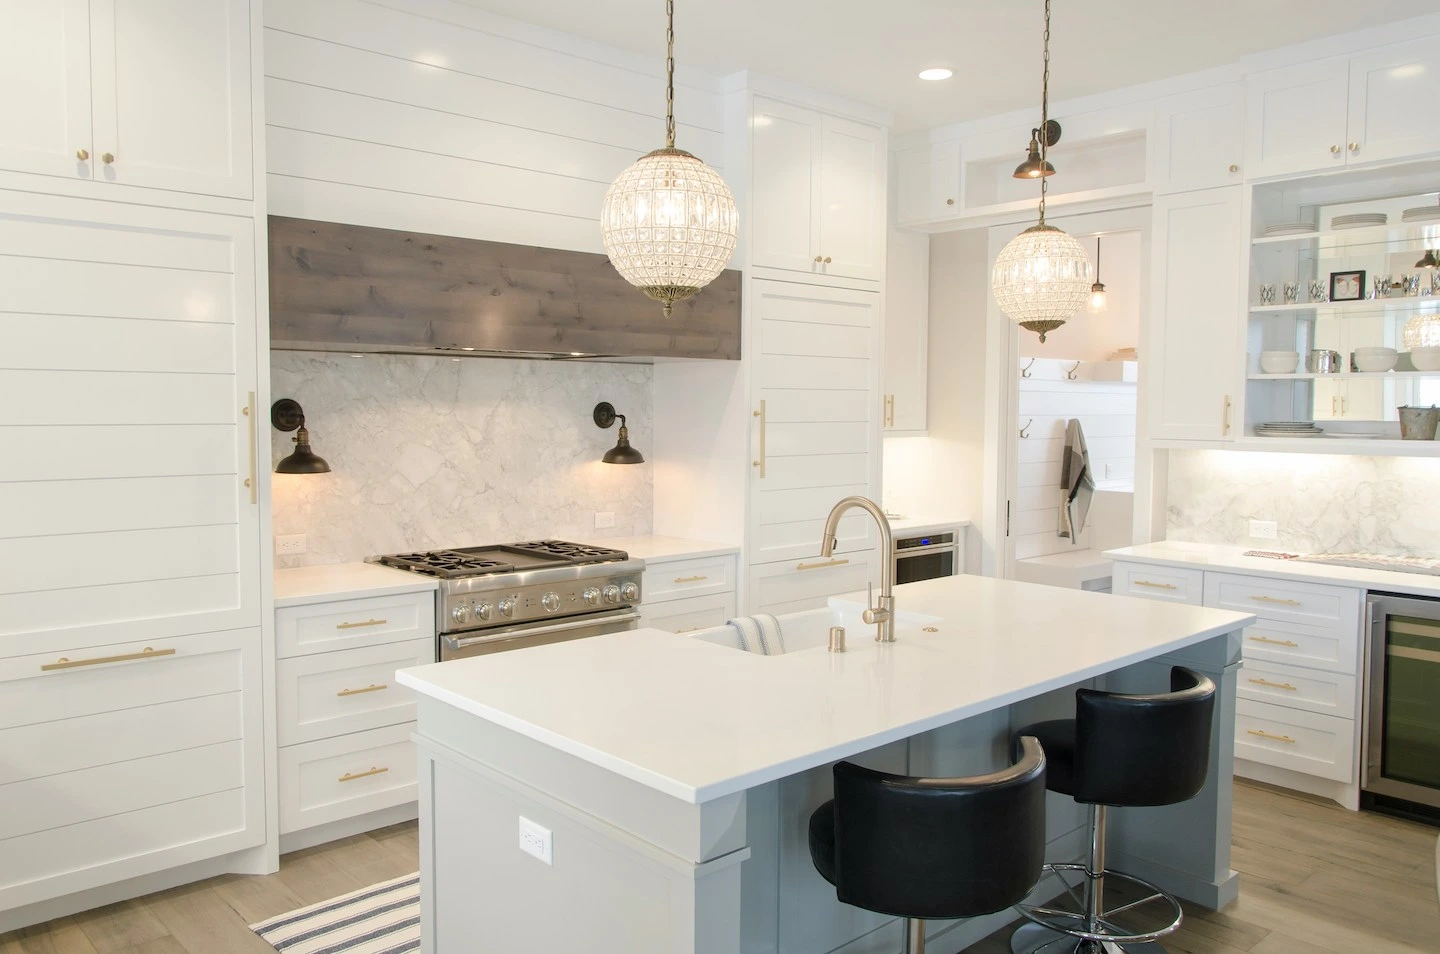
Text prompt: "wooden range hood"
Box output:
[[267, 217, 741, 361]]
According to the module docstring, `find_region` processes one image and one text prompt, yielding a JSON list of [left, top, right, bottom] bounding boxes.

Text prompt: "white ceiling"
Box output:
[[456, 0, 1438, 130]]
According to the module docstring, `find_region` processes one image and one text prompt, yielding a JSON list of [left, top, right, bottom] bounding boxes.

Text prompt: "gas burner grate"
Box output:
[[377, 551, 517, 578], [508, 540, 629, 564]]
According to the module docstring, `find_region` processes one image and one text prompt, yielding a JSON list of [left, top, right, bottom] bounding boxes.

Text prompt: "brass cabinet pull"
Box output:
[[242, 392, 257, 504], [1228, 163, 1239, 173], [1330, 144, 1342, 155], [797, 558, 850, 571], [1133, 580, 1177, 590], [338, 766, 389, 782], [752, 400, 767, 478], [946, 197, 955, 205], [1222, 395, 1232, 435], [336, 683, 388, 697], [336, 618, 388, 630], [42, 646, 175, 671], [673, 575, 708, 583], [1250, 596, 1301, 606], [814, 255, 823, 263], [76, 148, 89, 161], [823, 256, 832, 264], [1348, 142, 1359, 153], [101, 151, 114, 164], [1247, 729, 1296, 744], [1248, 678, 1298, 691], [1249, 635, 1300, 647]]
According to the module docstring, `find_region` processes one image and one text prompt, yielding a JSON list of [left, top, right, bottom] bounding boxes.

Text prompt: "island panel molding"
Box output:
[[268, 217, 741, 361]]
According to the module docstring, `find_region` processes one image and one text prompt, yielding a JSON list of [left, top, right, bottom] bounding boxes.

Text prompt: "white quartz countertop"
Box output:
[[887, 515, 971, 534], [579, 534, 740, 562], [396, 574, 1252, 804], [274, 562, 438, 607], [1105, 541, 1440, 598]]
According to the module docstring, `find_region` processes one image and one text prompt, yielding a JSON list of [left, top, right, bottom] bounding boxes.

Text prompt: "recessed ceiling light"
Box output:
[[919, 68, 953, 82]]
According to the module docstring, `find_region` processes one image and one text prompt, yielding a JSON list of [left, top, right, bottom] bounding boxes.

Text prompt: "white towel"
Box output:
[[726, 614, 786, 655]]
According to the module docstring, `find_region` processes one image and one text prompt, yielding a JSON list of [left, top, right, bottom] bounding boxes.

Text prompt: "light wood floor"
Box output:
[[4, 781, 1437, 953]]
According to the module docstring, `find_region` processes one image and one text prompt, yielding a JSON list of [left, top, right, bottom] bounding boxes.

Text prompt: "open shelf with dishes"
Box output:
[[1243, 168, 1440, 448]]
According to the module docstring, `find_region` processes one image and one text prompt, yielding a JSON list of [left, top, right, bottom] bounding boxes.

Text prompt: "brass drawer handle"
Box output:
[[336, 618, 388, 630], [1248, 678, 1298, 691], [1249, 635, 1299, 647], [752, 400, 767, 478], [673, 575, 708, 583], [42, 646, 176, 672], [1246, 729, 1296, 744], [1250, 596, 1301, 606], [338, 766, 389, 782], [242, 392, 257, 505], [336, 683, 388, 697], [797, 558, 850, 571], [1133, 580, 1177, 590]]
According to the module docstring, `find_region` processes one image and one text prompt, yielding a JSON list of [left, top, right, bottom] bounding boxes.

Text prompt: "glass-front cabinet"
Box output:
[[1245, 175, 1440, 444]]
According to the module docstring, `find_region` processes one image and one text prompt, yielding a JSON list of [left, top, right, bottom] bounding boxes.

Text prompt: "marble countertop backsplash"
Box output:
[[270, 352, 653, 567]]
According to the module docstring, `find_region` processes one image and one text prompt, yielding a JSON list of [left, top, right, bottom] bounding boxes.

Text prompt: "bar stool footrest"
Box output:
[[1013, 863, 1182, 945]]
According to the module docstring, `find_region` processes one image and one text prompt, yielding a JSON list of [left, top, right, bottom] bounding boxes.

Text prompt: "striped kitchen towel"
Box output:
[[250, 872, 419, 953], [726, 613, 786, 655]]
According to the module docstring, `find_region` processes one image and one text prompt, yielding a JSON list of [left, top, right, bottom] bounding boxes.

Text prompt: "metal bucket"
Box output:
[[1398, 405, 1440, 441]]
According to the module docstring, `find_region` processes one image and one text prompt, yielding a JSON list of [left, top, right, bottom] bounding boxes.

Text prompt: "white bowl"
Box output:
[[1412, 347, 1440, 372], [1259, 351, 1300, 374], [1353, 348, 1398, 372]]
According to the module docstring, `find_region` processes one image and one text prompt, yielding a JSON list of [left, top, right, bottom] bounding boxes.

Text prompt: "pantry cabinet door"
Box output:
[[0, 0, 92, 180], [1151, 85, 1245, 194], [1244, 59, 1349, 179], [89, 0, 253, 198], [750, 97, 822, 274], [816, 115, 885, 281], [1346, 39, 1440, 166]]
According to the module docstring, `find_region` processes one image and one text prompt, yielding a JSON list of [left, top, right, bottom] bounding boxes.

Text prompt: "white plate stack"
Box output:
[[1262, 223, 1318, 237], [1256, 421, 1325, 438], [1401, 205, 1440, 224], [1331, 213, 1387, 230]]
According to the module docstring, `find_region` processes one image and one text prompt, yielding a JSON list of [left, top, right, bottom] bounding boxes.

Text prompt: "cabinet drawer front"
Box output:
[[640, 593, 736, 634], [276, 592, 433, 658], [1234, 699, 1355, 782], [641, 555, 736, 603], [1241, 618, 1359, 675], [277, 638, 432, 746], [1205, 573, 1360, 631], [0, 740, 242, 841], [1111, 563, 1204, 604], [749, 552, 880, 616], [279, 724, 418, 834], [1, 627, 254, 730], [1237, 660, 1356, 718]]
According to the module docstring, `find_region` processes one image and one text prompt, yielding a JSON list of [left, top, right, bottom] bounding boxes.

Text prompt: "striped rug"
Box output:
[[250, 872, 420, 953]]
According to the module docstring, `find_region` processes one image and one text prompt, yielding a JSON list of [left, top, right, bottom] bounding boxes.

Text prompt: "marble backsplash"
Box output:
[[270, 352, 653, 567], [1166, 449, 1440, 556]]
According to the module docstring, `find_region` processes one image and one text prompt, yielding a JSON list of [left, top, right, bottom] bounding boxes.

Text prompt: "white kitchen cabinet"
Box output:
[[1244, 58, 1350, 178], [748, 550, 882, 617], [1147, 187, 1244, 441], [279, 723, 420, 835], [1151, 84, 1245, 194], [894, 140, 961, 226], [1312, 314, 1386, 422], [639, 593, 736, 635], [750, 96, 884, 282], [748, 280, 882, 564], [637, 551, 739, 634], [883, 226, 928, 432], [0, 0, 252, 199], [1345, 39, 1440, 167]]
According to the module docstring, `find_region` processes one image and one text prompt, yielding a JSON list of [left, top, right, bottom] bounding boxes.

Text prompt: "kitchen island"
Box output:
[[395, 574, 1253, 954]]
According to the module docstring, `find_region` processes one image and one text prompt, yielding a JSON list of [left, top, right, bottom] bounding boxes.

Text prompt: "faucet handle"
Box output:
[[867, 581, 873, 607]]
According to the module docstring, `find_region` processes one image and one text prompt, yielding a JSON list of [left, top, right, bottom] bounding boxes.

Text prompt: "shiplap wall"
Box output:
[[1014, 360, 1137, 560], [263, 0, 725, 252]]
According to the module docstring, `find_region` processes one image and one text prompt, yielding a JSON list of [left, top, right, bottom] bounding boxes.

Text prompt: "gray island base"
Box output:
[[396, 575, 1252, 953]]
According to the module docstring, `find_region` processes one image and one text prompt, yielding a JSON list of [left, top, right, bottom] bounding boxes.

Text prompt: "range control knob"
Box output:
[[475, 601, 493, 621], [619, 581, 639, 603], [498, 597, 517, 618], [582, 586, 602, 606], [541, 592, 561, 613], [602, 584, 621, 604], [450, 603, 471, 625]]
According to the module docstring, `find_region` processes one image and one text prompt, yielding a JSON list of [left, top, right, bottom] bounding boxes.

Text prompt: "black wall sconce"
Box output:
[[271, 399, 331, 474], [593, 402, 644, 465]]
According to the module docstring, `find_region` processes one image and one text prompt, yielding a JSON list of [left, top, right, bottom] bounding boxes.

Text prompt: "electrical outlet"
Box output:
[[275, 533, 307, 555], [594, 511, 616, 529], [518, 816, 553, 865], [1248, 520, 1278, 540]]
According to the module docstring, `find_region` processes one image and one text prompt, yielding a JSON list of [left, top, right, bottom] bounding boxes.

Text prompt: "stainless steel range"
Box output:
[[373, 540, 644, 660]]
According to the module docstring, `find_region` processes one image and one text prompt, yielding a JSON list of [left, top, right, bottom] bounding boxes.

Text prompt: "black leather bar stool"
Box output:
[[1010, 666, 1216, 954], [808, 737, 1047, 954]]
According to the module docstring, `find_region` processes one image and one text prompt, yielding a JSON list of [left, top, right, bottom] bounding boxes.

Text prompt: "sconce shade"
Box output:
[[594, 401, 645, 465], [272, 399, 331, 474]]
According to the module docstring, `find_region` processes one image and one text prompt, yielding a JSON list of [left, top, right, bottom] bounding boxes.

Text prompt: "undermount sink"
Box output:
[[689, 603, 943, 655]]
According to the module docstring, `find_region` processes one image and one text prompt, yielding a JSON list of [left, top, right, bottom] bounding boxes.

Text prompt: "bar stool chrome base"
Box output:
[[1009, 919, 1168, 953], [1009, 861, 1182, 954]]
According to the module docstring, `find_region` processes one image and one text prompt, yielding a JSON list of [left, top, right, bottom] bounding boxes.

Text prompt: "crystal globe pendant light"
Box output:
[[990, 0, 1092, 343], [600, 0, 737, 317]]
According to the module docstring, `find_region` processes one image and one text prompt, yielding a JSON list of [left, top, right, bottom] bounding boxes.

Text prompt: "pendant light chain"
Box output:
[[1038, 0, 1051, 225], [665, 0, 676, 149]]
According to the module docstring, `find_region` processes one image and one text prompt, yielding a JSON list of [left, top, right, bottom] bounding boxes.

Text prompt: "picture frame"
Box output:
[[1330, 269, 1366, 303]]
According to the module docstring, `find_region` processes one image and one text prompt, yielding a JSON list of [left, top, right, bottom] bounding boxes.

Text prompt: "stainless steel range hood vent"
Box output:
[[268, 217, 740, 363]]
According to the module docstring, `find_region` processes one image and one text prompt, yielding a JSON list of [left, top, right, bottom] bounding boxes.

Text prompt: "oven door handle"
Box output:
[[895, 544, 959, 558], [444, 612, 642, 651]]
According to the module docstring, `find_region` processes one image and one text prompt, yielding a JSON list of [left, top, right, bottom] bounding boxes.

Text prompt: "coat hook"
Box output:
[[1021, 358, 1036, 379], [1066, 361, 1081, 381], [1019, 419, 1033, 439]]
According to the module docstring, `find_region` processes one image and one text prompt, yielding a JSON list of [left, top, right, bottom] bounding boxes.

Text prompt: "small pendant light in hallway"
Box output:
[[1088, 235, 1108, 314]]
